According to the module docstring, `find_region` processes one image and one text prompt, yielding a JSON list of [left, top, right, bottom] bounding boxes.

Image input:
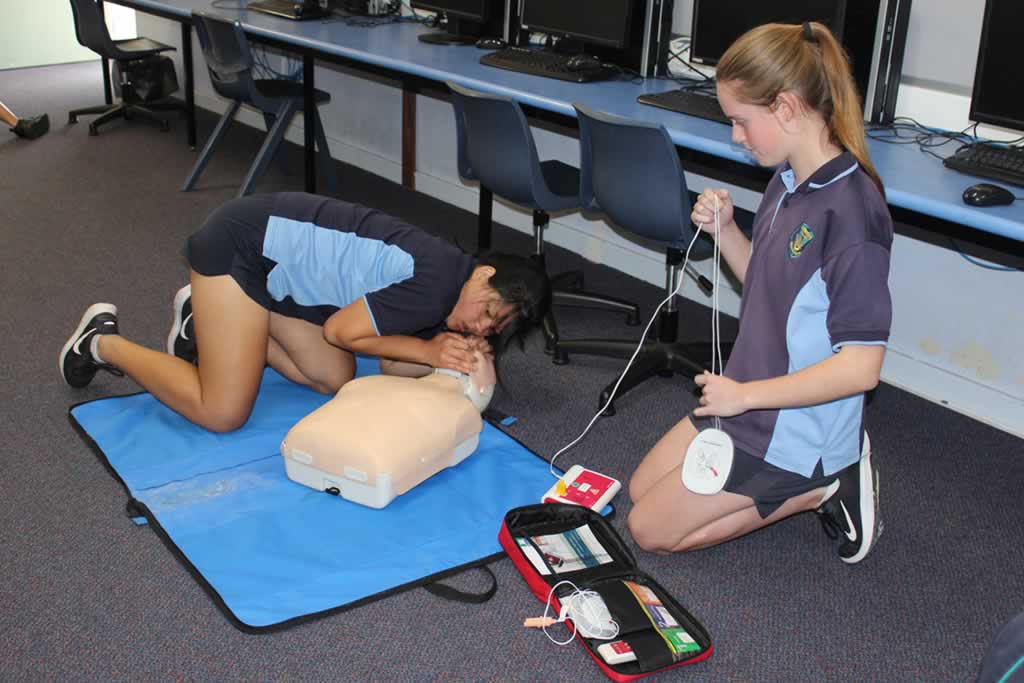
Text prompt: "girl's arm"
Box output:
[[693, 344, 885, 417], [323, 299, 479, 374]]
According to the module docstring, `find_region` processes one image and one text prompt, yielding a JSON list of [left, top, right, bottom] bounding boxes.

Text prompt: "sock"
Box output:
[[90, 333, 105, 364]]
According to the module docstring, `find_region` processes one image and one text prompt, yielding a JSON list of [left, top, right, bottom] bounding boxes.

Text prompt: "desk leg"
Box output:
[[402, 83, 416, 190], [304, 56, 316, 194], [99, 2, 112, 105], [181, 23, 196, 148]]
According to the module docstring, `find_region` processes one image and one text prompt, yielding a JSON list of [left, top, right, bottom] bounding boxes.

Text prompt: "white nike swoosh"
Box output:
[[72, 328, 97, 355], [180, 313, 192, 341], [840, 501, 858, 542]]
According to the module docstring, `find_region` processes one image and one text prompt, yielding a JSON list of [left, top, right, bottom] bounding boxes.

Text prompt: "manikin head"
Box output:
[[435, 349, 496, 413]]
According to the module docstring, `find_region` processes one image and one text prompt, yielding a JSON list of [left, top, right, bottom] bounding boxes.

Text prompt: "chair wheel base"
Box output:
[[598, 396, 616, 417], [88, 125, 98, 136], [68, 115, 78, 124], [552, 351, 569, 365]]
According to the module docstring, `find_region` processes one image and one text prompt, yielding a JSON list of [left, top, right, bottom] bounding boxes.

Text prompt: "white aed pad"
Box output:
[[280, 374, 482, 509], [681, 428, 734, 495], [542, 465, 621, 512]]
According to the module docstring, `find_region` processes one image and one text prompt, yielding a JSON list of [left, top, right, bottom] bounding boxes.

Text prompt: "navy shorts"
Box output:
[[691, 414, 837, 518], [186, 194, 278, 312]]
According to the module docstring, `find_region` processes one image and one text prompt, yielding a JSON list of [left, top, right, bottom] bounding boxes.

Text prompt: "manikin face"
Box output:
[[717, 81, 790, 168], [445, 266, 518, 338], [463, 349, 496, 412]]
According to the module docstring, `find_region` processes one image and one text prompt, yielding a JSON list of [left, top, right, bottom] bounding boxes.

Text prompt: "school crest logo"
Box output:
[[788, 223, 815, 258]]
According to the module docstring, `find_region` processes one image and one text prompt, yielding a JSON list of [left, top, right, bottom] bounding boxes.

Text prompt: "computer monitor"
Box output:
[[969, 0, 1024, 133], [689, 0, 848, 66], [519, 0, 637, 50], [411, 0, 492, 44]]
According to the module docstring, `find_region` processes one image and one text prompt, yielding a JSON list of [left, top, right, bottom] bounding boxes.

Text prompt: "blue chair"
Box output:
[[68, 0, 185, 136], [446, 81, 639, 356], [561, 104, 735, 414], [184, 12, 338, 198]]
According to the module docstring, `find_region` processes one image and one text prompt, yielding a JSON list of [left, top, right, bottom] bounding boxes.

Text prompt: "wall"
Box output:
[[129, 3, 1024, 437], [0, 1, 136, 71]]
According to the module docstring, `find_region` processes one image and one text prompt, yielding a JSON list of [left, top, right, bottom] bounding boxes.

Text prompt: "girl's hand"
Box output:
[[691, 189, 734, 235], [427, 332, 478, 374], [464, 335, 493, 359], [693, 371, 748, 418]]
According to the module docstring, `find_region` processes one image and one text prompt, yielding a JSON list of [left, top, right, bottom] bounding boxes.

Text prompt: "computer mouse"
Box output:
[[962, 182, 1016, 207], [566, 55, 602, 71], [475, 37, 507, 50]]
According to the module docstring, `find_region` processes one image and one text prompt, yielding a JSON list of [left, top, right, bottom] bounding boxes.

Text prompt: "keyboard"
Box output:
[[247, 0, 328, 20], [943, 143, 1024, 188], [637, 89, 730, 125], [480, 47, 615, 84]]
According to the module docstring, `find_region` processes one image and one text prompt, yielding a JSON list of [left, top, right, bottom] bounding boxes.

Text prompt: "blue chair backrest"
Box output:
[[448, 82, 545, 208], [193, 13, 263, 107], [576, 104, 709, 256], [69, 0, 117, 56]]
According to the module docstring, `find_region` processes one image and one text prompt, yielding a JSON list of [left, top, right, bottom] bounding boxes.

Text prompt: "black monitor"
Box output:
[[519, 0, 636, 50], [690, 0, 847, 66], [411, 0, 491, 44], [969, 0, 1024, 133]]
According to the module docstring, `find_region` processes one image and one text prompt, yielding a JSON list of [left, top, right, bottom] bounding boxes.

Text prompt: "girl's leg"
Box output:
[[266, 312, 355, 394], [97, 272, 269, 432], [0, 100, 17, 127], [627, 416, 831, 553]]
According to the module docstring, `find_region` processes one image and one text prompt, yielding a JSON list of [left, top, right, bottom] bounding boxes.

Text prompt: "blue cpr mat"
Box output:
[[69, 358, 568, 631]]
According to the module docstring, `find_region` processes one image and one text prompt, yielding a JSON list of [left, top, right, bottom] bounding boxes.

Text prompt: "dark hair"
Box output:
[[477, 251, 551, 351], [715, 21, 885, 198]]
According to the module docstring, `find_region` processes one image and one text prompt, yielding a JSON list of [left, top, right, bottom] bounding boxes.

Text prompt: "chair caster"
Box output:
[[598, 393, 616, 416], [88, 125, 98, 136], [551, 349, 569, 365], [69, 114, 78, 124]]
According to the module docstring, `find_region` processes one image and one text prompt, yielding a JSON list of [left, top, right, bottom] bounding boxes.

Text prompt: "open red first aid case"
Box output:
[[499, 504, 713, 681]]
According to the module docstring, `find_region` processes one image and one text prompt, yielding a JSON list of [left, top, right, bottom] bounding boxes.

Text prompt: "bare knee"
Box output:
[[628, 506, 679, 554], [198, 404, 253, 434]]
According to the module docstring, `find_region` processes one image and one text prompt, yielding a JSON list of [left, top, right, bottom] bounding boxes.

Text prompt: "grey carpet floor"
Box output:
[[1, 61, 1022, 682]]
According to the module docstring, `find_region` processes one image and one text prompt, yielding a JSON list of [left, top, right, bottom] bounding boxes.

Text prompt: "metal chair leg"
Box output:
[[182, 100, 240, 192], [312, 109, 338, 196], [238, 101, 296, 197]]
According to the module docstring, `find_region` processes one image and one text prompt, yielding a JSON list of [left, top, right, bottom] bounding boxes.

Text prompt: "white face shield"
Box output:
[[435, 350, 496, 413]]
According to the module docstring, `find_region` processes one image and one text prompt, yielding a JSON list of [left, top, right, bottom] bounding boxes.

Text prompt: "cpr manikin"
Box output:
[[280, 351, 496, 508]]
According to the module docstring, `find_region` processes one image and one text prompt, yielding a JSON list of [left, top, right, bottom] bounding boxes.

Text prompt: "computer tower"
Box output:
[[845, 0, 912, 124], [865, 0, 912, 124]]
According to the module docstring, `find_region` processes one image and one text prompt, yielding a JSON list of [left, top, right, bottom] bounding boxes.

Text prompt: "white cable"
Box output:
[[547, 195, 727, 477], [548, 224, 704, 477], [540, 580, 619, 646]]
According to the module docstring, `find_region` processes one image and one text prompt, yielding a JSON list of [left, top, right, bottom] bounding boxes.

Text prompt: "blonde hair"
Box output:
[[716, 22, 885, 198]]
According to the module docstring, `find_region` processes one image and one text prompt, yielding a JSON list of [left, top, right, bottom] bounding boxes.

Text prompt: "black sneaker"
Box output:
[[59, 303, 123, 388], [166, 284, 197, 364], [11, 113, 49, 140], [817, 433, 882, 564]]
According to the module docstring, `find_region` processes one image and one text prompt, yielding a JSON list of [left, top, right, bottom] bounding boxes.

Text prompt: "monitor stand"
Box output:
[[418, 15, 479, 45]]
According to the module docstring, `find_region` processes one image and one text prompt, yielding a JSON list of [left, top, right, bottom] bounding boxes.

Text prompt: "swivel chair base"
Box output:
[[554, 338, 733, 416], [69, 100, 184, 136]]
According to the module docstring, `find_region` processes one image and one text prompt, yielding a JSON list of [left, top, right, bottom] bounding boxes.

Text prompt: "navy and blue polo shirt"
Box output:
[[187, 193, 476, 340], [705, 152, 893, 478]]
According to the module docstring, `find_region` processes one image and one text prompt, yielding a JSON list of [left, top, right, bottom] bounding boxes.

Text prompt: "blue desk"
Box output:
[[106, 0, 1024, 243]]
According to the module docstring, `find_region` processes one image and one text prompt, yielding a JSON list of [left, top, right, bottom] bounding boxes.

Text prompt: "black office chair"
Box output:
[[67, 0, 185, 136], [184, 12, 338, 198], [446, 81, 639, 356], [559, 104, 736, 415]]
